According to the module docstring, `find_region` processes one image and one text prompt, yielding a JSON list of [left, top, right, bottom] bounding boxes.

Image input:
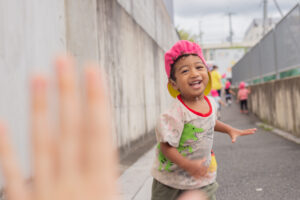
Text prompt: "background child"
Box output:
[[237, 81, 251, 114], [151, 40, 256, 200], [210, 89, 226, 120], [210, 65, 222, 97], [224, 79, 235, 105]]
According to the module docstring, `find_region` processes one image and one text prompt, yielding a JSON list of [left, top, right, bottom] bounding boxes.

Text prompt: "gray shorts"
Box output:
[[151, 179, 219, 200]]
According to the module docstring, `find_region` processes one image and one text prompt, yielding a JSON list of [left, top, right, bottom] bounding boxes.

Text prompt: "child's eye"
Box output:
[[181, 70, 188, 74], [196, 66, 204, 70]]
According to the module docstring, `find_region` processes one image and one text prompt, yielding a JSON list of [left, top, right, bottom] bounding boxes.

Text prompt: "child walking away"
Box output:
[[224, 79, 234, 105], [237, 81, 251, 114], [210, 89, 225, 120], [151, 40, 256, 200]]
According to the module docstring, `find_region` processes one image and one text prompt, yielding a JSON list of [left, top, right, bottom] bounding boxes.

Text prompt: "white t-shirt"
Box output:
[[151, 95, 218, 189]]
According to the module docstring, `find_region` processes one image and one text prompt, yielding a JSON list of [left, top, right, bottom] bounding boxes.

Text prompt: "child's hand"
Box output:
[[0, 56, 118, 200], [229, 128, 256, 143], [185, 159, 209, 179]]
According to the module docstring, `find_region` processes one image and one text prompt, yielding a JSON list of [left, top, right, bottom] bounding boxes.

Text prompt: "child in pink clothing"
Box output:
[[237, 82, 251, 114]]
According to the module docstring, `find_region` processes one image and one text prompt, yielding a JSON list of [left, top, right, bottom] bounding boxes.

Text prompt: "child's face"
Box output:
[[170, 55, 209, 99]]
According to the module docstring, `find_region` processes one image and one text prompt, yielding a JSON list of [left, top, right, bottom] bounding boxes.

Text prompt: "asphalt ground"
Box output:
[[214, 100, 300, 200], [119, 98, 300, 200]]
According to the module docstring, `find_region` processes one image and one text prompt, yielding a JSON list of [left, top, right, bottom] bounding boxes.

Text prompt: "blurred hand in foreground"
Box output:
[[177, 190, 207, 200], [0, 56, 118, 200]]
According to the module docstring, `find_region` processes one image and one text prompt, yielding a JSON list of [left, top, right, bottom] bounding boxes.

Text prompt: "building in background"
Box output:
[[202, 43, 252, 78], [243, 18, 279, 46], [202, 17, 279, 79]]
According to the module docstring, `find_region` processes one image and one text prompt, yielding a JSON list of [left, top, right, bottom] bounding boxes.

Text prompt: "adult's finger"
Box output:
[[55, 56, 81, 176], [0, 123, 28, 200], [84, 66, 118, 197], [31, 76, 55, 198]]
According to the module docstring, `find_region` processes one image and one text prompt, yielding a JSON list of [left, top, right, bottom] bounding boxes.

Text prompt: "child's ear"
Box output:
[[169, 78, 179, 91]]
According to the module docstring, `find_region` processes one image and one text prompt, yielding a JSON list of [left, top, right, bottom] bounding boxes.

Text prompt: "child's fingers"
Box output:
[[31, 76, 55, 196], [231, 136, 237, 143], [231, 128, 256, 143], [0, 123, 29, 200], [242, 128, 257, 135], [55, 56, 81, 176], [84, 66, 117, 195], [193, 158, 209, 178]]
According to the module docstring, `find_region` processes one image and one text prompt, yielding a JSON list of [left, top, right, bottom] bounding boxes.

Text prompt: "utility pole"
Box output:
[[227, 12, 234, 45], [262, 0, 268, 36]]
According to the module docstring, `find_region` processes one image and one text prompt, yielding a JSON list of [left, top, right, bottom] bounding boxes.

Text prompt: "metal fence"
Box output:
[[232, 4, 300, 85]]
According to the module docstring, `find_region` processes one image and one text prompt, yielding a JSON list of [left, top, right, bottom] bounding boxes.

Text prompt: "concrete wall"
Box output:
[[0, 0, 67, 177], [249, 76, 300, 138], [65, 0, 178, 147], [0, 0, 178, 176]]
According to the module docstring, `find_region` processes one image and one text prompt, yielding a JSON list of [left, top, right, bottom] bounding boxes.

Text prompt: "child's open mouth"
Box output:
[[189, 80, 202, 89]]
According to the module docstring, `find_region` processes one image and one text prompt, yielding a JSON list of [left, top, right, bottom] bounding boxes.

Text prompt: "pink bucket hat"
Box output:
[[164, 40, 212, 98], [239, 81, 245, 89], [225, 81, 231, 89]]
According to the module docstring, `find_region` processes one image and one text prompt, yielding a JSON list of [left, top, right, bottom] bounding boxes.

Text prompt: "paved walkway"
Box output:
[[118, 100, 300, 200]]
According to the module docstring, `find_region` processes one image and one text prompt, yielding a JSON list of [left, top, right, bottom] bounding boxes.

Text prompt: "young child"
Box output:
[[210, 89, 225, 120], [237, 81, 251, 114], [151, 40, 256, 200], [210, 65, 222, 97], [224, 79, 235, 105]]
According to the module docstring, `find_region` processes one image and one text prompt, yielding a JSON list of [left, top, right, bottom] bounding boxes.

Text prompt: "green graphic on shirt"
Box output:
[[158, 123, 204, 171]]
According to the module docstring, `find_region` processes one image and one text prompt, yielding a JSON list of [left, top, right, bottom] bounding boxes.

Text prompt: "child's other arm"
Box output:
[[229, 89, 236, 96], [160, 142, 208, 179], [218, 99, 226, 106], [214, 120, 256, 143]]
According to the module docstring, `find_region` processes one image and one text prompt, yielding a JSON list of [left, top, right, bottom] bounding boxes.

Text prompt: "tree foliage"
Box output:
[[177, 28, 197, 43]]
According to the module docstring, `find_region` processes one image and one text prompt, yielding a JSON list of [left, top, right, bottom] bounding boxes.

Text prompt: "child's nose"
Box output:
[[190, 68, 199, 77]]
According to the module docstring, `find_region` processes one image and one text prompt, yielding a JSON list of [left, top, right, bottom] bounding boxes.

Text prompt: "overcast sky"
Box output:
[[174, 0, 299, 44]]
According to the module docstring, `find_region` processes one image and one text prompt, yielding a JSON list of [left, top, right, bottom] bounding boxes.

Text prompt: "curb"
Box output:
[[256, 122, 300, 144]]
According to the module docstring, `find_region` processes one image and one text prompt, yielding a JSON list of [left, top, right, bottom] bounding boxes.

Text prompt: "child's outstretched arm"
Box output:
[[214, 120, 256, 143], [160, 142, 208, 179]]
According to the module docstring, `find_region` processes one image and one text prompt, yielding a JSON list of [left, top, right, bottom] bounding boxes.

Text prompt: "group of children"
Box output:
[[151, 40, 256, 200]]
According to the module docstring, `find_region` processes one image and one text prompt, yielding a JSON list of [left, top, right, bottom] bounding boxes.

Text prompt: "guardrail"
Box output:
[[232, 4, 300, 85]]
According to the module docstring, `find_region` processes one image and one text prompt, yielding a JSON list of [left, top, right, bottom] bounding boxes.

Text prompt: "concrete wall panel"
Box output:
[[94, 0, 176, 147], [0, 0, 66, 178], [249, 76, 300, 138], [65, 0, 99, 64]]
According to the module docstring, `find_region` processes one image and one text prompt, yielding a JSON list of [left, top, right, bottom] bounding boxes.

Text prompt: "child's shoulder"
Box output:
[[206, 96, 218, 109], [158, 98, 185, 120], [164, 98, 184, 114]]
